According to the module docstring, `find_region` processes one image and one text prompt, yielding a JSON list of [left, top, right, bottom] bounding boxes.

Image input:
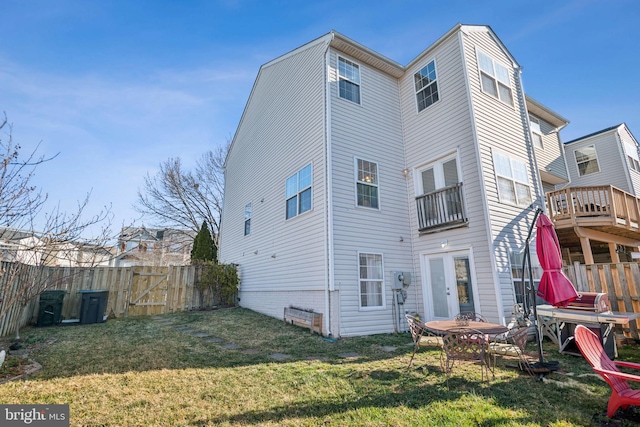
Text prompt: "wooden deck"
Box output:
[[547, 186, 640, 238]]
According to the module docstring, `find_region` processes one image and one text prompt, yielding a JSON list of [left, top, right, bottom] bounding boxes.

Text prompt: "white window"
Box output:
[[623, 141, 640, 173], [510, 249, 543, 306], [338, 57, 360, 104], [356, 159, 379, 209], [529, 115, 543, 149], [286, 164, 312, 219], [477, 50, 513, 106], [574, 145, 600, 176], [414, 60, 439, 112], [494, 151, 532, 206], [359, 253, 384, 308], [419, 155, 460, 195], [244, 203, 251, 236]]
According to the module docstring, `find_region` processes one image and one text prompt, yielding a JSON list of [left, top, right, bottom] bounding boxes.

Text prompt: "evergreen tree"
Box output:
[[191, 221, 216, 263]]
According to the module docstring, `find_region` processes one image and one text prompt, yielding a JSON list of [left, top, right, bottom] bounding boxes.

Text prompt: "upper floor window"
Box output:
[[414, 60, 439, 112], [286, 164, 312, 219], [493, 151, 532, 206], [359, 252, 384, 309], [338, 57, 360, 104], [356, 159, 379, 209], [529, 115, 543, 149], [477, 51, 513, 106], [623, 141, 640, 173], [574, 145, 600, 176], [244, 203, 252, 236]]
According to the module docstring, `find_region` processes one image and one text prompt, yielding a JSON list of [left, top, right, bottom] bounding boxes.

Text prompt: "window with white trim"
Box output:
[[414, 60, 439, 112], [286, 164, 312, 219], [623, 141, 640, 173], [356, 159, 379, 209], [529, 115, 543, 149], [510, 249, 543, 305], [494, 151, 532, 206], [574, 145, 600, 176], [244, 203, 251, 236], [477, 50, 513, 106], [359, 252, 384, 308], [338, 57, 360, 104]]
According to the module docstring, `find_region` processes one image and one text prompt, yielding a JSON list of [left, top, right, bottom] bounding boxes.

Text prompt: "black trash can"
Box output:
[[79, 290, 109, 324], [37, 290, 67, 327]]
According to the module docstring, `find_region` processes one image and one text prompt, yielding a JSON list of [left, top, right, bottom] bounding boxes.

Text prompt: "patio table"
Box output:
[[424, 320, 508, 336]]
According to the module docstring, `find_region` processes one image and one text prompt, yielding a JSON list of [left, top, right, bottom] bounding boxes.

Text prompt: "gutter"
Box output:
[[323, 34, 335, 336]]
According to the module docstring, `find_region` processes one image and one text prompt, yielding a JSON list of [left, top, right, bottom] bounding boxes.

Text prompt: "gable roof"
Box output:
[[564, 124, 625, 145]]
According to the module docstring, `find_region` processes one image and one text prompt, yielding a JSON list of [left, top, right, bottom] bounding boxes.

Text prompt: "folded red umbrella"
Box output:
[[535, 213, 578, 307]]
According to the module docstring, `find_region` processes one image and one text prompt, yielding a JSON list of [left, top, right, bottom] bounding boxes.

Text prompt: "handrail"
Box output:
[[546, 185, 640, 229], [415, 183, 467, 232]]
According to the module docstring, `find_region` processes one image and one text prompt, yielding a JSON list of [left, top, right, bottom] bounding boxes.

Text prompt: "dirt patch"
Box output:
[[0, 337, 56, 383]]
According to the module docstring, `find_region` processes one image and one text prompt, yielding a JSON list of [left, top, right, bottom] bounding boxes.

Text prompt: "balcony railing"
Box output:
[[416, 183, 467, 232], [547, 185, 640, 231]]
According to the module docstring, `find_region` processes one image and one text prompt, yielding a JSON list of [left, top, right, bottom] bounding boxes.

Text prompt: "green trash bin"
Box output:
[[37, 290, 67, 327]]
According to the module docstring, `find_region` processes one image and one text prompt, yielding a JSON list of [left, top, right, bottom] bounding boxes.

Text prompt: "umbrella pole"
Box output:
[[522, 207, 546, 367]]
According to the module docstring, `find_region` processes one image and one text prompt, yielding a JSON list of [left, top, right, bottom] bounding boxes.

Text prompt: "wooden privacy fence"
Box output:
[[0, 263, 231, 337], [564, 262, 640, 340]]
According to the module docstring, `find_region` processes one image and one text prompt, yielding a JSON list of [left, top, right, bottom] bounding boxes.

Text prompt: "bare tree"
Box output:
[[0, 114, 115, 339], [0, 113, 49, 230], [134, 143, 228, 242]]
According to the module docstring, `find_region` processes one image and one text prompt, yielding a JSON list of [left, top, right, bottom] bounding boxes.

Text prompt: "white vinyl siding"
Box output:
[[528, 113, 569, 184], [358, 252, 384, 309], [565, 133, 630, 192], [338, 56, 361, 104], [462, 27, 539, 322], [399, 29, 501, 323], [356, 158, 379, 209], [329, 47, 413, 336], [218, 37, 329, 325], [477, 50, 513, 106], [574, 145, 600, 176]]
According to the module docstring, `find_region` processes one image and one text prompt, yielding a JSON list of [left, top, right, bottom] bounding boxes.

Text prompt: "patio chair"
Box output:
[[574, 324, 640, 418], [455, 311, 487, 322], [442, 328, 493, 384], [405, 314, 443, 367], [487, 327, 534, 376]]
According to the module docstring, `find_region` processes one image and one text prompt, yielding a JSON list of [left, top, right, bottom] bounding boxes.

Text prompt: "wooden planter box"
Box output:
[[283, 306, 322, 334]]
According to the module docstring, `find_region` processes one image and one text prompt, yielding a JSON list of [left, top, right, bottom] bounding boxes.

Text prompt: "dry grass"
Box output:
[[0, 308, 639, 426]]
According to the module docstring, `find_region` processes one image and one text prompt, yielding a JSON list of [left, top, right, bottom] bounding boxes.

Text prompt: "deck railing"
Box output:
[[416, 183, 467, 232], [547, 185, 640, 229]]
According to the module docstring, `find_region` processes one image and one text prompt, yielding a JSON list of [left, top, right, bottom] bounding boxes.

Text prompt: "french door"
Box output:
[[422, 250, 477, 321]]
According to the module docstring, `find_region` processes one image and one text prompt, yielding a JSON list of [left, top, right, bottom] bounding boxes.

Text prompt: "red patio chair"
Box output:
[[574, 324, 640, 418]]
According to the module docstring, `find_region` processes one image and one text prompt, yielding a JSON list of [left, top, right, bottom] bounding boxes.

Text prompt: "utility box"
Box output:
[[37, 290, 67, 327], [79, 290, 109, 324]]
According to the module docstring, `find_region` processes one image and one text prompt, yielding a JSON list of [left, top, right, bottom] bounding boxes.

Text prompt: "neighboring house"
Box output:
[[219, 24, 570, 337], [0, 226, 114, 267], [114, 227, 193, 267], [547, 123, 640, 264]]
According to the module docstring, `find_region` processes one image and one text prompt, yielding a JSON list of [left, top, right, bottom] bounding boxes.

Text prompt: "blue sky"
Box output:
[[1, 0, 639, 233]]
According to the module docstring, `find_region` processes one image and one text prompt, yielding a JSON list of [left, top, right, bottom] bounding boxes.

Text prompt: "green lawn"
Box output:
[[1, 308, 639, 426]]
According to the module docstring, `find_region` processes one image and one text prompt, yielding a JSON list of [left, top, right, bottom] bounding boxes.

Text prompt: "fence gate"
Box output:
[[128, 266, 169, 317]]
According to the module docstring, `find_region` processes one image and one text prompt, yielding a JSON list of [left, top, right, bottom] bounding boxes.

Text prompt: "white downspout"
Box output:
[[323, 35, 335, 336]]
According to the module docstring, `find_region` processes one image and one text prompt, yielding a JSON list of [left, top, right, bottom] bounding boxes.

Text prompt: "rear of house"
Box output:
[[219, 24, 563, 337]]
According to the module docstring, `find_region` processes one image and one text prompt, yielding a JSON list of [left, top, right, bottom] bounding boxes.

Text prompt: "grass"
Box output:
[[1, 307, 639, 426]]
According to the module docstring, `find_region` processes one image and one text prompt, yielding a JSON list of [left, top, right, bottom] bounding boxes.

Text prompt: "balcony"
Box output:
[[547, 186, 640, 232], [416, 183, 467, 233]]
